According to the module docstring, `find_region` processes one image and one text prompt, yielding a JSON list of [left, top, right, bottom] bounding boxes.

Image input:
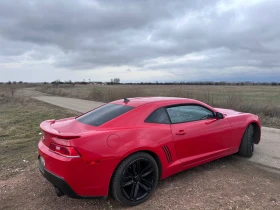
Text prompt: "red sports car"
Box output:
[[38, 97, 261, 206]]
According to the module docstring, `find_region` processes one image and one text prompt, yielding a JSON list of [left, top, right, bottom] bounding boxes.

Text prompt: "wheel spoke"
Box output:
[[123, 174, 133, 181], [133, 182, 139, 199], [139, 182, 149, 191], [140, 163, 151, 174], [122, 180, 134, 187], [141, 178, 153, 187], [122, 188, 130, 199], [129, 182, 136, 199], [141, 168, 154, 177]]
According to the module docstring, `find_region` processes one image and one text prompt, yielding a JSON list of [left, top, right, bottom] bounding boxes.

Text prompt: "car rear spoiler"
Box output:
[[40, 120, 81, 139]]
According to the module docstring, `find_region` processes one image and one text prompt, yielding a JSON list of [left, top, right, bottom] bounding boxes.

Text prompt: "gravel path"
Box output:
[[34, 96, 105, 113]]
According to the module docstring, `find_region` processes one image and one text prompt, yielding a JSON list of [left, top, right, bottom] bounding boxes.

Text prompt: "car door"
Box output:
[[166, 104, 232, 168]]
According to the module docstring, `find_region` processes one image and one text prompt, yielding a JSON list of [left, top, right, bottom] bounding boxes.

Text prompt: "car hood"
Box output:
[[215, 108, 243, 116]]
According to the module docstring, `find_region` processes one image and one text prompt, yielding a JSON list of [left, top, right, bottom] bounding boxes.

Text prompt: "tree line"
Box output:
[[122, 81, 280, 86], [1, 80, 280, 86]]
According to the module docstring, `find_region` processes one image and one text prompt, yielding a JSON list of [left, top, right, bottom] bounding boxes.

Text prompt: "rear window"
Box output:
[[76, 103, 134, 126]]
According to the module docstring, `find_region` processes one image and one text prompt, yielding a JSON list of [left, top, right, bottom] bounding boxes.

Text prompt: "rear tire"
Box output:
[[111, 152, 159, 206], [238, 124, 255, 157]]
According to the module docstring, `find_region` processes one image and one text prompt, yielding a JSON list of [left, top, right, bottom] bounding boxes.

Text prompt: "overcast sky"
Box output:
[[0, 0, 280, 82]]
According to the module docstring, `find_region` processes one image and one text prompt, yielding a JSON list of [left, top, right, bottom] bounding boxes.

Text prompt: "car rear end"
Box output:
[[38, 119, 115, 198], [38, 103, 137, 198], [38, 120, 90, 197]]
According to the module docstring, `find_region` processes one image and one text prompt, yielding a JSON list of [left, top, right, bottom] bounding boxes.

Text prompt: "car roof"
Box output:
[[111, 97, 200, 107]]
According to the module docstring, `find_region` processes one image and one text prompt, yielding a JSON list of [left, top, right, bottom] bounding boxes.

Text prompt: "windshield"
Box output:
[[76, 103, 134, 126]]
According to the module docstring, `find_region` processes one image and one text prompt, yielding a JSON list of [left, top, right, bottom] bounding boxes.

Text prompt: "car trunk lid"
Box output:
[[40, 118, 96, 148]]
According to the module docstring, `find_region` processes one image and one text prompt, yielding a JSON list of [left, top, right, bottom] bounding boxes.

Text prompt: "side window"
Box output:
[[145, 108, 170, 124], [166, 105, 214, 124]]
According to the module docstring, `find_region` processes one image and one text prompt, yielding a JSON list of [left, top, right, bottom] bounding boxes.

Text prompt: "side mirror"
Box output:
[[216, 112, 224, 119]]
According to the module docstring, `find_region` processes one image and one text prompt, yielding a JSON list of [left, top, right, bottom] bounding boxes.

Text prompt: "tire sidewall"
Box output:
[[239, 124, 254, 157]]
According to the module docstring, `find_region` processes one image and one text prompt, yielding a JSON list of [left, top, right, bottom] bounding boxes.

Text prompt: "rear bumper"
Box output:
[[38, 139, 119, 197], [38, 155, 80, 198]]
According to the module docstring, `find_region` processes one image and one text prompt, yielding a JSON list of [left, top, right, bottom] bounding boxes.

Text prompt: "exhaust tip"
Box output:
[[54, 186, 65, 197]]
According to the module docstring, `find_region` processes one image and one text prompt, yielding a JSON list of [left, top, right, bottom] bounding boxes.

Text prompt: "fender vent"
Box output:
[[162, 145, 172, 163]]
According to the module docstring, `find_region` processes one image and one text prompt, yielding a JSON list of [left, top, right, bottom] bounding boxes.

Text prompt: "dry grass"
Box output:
[[37, 84, 280, 128], [0, 88, 79, 180]]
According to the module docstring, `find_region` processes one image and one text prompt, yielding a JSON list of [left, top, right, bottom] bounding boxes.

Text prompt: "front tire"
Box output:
[[238, 124, 255, 157], [111, 152, 159, 206]]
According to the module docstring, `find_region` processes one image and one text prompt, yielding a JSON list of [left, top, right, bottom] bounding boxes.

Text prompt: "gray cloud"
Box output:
[[0, 0, 280, 82]]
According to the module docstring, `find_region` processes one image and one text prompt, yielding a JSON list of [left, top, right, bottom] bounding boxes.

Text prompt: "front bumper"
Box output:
[[38, 155, 80, 198]]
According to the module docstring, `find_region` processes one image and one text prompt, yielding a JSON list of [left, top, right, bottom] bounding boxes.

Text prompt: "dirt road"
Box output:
[[33, 94, 280, 171]]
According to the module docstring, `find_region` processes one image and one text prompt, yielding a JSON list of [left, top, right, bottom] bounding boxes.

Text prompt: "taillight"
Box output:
[[49, 143, 80, 158]]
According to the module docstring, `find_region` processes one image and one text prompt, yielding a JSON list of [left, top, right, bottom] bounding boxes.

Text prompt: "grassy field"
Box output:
[[37, 84, 280, 128], [0, 89, 79, 180]]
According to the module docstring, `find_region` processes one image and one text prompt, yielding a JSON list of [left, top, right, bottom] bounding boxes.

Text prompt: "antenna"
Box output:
[[124, 98, 130, 103]]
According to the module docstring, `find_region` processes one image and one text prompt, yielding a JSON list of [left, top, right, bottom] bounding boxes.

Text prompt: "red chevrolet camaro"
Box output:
[[38, 97, 261, 206]]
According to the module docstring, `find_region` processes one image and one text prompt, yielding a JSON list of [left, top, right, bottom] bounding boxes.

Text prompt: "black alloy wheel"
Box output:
[[121, 159, 155, 201], [111, 152, 159, 206]]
